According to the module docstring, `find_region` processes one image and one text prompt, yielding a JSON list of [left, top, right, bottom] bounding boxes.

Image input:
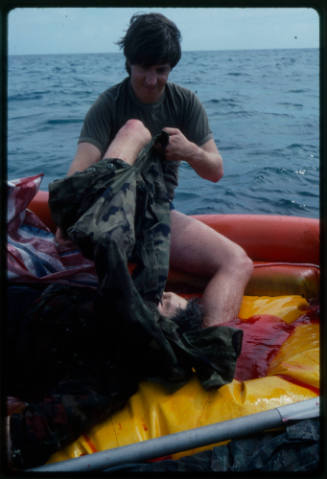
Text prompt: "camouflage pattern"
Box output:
[[49, 132, 171, 304], [6, 133, 243, 469], [7, 285, 242, 470]]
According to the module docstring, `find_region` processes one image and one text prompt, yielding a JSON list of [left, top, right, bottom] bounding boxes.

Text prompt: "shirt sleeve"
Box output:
[[78, 92, 113, 156], [182, 91, 213, 146]]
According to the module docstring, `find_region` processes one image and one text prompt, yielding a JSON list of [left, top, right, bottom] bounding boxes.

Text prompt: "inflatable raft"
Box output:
[[25, 189, 320, 471]]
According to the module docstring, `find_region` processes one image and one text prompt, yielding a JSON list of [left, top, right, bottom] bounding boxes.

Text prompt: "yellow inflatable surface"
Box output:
[[48, 294, 319, 463]]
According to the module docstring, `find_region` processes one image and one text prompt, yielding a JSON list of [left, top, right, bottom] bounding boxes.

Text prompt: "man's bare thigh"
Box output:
[[169, 210, 242, 276]]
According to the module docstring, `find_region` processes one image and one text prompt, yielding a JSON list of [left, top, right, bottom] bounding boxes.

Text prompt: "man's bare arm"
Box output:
[[67, 142, 102, 176], [163, 128, 223, 182]]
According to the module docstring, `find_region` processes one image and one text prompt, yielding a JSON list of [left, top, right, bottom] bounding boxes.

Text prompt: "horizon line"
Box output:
[[8, 46, 318, 57]]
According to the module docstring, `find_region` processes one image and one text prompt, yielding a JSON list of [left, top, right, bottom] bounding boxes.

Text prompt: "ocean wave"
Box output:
[[219, 144, 243, 152], [277, 102, 303, 109], [213, 109, 292, 119], [175, 191, 200, 201], [272, 198, 310, 212], [261, 111, 291, 118], [9, 112, 44, 121], [304, 175, 320, 186], [299, 189, 319, 198], [218, 110, 255, 118], [286, 143, 317, 151], [253, 166, 292, 176], [287, 89, 309, 93], [227, 72, 250, 77], [47, 118, 83, 125], [206, 98, 240, 108], [8, 91, 50, 102]]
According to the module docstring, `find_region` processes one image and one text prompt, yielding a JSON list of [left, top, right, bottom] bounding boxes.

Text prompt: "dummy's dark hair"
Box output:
[[117, 13, 182, 74]]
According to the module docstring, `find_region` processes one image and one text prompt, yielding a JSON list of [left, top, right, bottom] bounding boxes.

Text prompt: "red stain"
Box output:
[[222, 304, 319, 386], [277, 374, 319, 395], [148, 455, 172, 462], [222, 314, 294, 381], [83, 433, 97, 453], [142, 423, 148, 431]]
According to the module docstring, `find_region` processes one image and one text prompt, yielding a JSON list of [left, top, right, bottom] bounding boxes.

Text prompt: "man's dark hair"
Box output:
[[117, 13, 182, 74]]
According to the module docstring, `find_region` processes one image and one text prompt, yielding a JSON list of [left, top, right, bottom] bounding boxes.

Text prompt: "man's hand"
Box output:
[[163, 127, 223, 183], [163, 127, 198, 162]]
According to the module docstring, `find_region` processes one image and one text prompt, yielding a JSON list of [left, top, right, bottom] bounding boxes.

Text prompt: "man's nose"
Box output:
[[145, 70, 157, 86]]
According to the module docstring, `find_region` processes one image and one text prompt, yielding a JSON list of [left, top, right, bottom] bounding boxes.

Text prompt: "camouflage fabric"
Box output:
[[48, 131, 242, 388], [7, 286, 241, 469], [7, 133, 243, 469], [49, 132, 171, 304]]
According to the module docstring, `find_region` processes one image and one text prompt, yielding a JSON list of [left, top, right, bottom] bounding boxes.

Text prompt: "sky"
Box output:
[[7, 6, 319, 56]]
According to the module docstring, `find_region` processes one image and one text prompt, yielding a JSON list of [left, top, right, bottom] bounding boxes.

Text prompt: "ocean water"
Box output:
[[7, 48, 319, 217]]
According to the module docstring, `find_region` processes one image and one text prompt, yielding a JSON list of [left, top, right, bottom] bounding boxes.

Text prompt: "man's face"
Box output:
[[130, 64, 171, 104]]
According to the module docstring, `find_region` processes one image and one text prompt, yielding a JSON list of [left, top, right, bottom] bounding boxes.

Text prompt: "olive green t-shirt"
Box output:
[[78, 77, 213, 199]]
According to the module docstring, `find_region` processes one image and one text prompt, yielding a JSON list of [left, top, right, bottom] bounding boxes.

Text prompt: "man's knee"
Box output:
[[121, 119, 150, 138], [220, 243, 253, 279], [236, 247, 253, 277], [105, 119, 151, 165], [123, 118, 144, 129]]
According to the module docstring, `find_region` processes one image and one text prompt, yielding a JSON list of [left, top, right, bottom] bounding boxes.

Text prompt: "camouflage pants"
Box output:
[[7, 133, 242, 469], [49, 132, 172, 304]]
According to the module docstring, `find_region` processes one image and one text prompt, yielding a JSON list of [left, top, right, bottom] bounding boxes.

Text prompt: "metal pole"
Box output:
[[27, 397, 319, 473]]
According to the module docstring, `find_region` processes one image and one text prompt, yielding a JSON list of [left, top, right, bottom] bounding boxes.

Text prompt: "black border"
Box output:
[[1, 1, 325, 478]]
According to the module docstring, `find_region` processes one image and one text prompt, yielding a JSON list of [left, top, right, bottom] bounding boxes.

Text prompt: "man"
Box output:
[[61, 13, 253, 327]]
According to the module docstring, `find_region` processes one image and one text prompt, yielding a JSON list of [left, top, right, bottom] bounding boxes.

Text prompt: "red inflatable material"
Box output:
[[193, 214, 319, 264], [29, 192, 319, 264], [28, 190, 56, 231]]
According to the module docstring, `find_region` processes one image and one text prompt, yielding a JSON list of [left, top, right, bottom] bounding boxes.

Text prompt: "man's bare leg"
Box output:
[[169, 211, 253, 327], [104, 119, 151, 165]]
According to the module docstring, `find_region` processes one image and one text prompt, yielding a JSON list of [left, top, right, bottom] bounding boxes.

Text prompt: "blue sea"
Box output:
[[7, 48, 319, 217]]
